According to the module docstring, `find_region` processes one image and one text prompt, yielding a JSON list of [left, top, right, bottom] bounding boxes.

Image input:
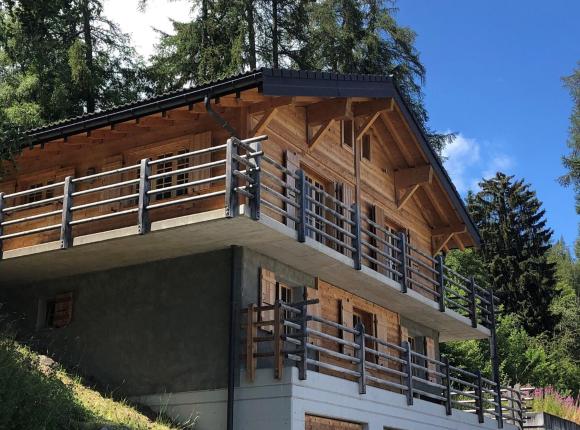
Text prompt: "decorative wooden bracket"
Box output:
[[355, 111, 381, 141], [306, 98, 351, 126], [308, 119, 334, 148], [431, 224, 467, 254], [251, 108, 278, 136], [352, 98, 394, 117], [394, 165, 433, 209]]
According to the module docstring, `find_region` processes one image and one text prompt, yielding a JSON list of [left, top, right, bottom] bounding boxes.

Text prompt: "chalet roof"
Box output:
[[21, 68, 480, 245]]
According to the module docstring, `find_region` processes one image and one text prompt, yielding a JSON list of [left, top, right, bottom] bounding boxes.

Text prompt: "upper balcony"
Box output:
[[0, 135, 496, 341]]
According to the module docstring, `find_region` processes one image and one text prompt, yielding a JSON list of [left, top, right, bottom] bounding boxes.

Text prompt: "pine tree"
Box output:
[[467, 173, 557, 335]]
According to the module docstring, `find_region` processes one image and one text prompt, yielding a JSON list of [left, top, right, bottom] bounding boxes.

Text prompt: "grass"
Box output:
[[529, 386, 580, 424], [0, 334, 194, 429]]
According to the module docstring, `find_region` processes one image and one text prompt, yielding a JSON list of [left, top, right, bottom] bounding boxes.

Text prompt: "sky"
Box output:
[[103, 0, 579, 250]]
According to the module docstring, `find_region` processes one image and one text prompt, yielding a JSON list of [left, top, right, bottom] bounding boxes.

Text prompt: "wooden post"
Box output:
[[60, 176, 74, 249], [297, 169, 307, 243], [298, 302, 308, 380], [0, 192, 4, 260], [246, 304, 257, 382], [403, 340, 414, 405], [436, 254, 446, 312], [225, 138, 239, 218], [273, 301, 282, 379], [442, 356, 452, 415], [250, 140, 261, 220], [399, 231, 408, 293], [476, 370, 484, 423], [355, 322, 366, 394], [138, 158, 151, 234], [469, 276, 478, 328], [352, 203, 362, 270]]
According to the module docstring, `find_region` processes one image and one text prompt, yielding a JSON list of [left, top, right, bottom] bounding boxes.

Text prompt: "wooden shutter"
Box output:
[[342, 183, 355, 258], [340, 299, 354, 356], [52, 292, 73, 328], [425, 336, 437, 383], [306, 282, 322, 346], [371, 204, 387, 276], [260, 268, 277, 330], [192, 131, 212, 192], [284, 150, 300, 229], [375, 312, 390, 367], [400, 326, 409, 346]]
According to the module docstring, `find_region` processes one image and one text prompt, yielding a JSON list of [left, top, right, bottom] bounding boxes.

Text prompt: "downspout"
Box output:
[[204, 95, 238, 137], [227, 246, 242, 430]]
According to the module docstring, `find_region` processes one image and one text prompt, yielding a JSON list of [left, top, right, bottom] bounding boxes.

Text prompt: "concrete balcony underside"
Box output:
[[0, 205, 489, 341]]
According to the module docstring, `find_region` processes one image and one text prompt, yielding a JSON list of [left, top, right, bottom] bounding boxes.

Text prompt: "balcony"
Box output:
[[0, 136, 495, 339], [242, 300, 525, 430]]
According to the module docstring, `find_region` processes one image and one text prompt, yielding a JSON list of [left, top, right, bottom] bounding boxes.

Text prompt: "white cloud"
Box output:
[[442, 133, 514, 194], [103, 0, 192, 60]]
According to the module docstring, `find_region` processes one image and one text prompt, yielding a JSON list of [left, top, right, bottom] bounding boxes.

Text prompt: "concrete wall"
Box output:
[[0, 248, 232, 396]]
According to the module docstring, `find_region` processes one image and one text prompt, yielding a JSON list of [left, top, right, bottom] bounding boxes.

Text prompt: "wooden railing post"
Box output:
[[443, 356, 452, 415], [225, 138, 239, 218], [297, 169, 307, 242], [246, 304, 257, 382], [0, 192, 4, 259], [60, 176, 74, 249], [469, 276, 478, 328], [138, 158, 151, 234], [476, 370, 484, 423], [249, 140, 261, 220], [436, 254, 446, 312], [298, 302, 308, 380], [352, 203, 362, 270], [354, 322, 366, 394], [273, 301, 282, 379], [398, 232, 408, 293], [403, 340, 414, 405]]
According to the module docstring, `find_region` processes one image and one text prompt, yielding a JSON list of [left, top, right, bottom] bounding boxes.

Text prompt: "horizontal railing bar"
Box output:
[[362, 252, 402, 278], [261, 155, 299, 179], [444, 266, 471, 284], [307, 185, 355, 213], [260, 168, 299, 194], [410, 351, 446, 367], [411, 376, 447, 390], [69, 208, 139, 225], [407, 265, 440, 290], [260, 199, 299, 222], [365, 374, 409, 391], [283, 320, 301, 330], [407, 243, 437, 264], [232, 153, 259, 168], [364, 358, 407, 375], [360, 214, 401, 243], [233, 169, 254, 184], [71, 194, 139, 211], [413, 387, 447, 402], [3, 195, 64, 212], [451, 389, 479, 399], [148, 144, 227, 165], [279, 302, 302, 314], [147, 175, 226, 195], [282, 336, 302, 346], [238, 134, 268, 146], [0, 223, 61, 240], [304, 195, 355, 225], [363, 334, 406, 353], [444, 297, 472, 316], [3, 181, 65, 198], [72, 179, 139, 197], [407, 277, 439, 298], [443, 275, 472, 294], [148, 159, 226, 180], [407, 253, 439, 275], [71, 165, 139, 183], [147, 190, 226, 210], [307, 343, 361, 364], [360, 228, 401, 254], [310, 315, 358, 335], [1, 209, 62, 226], [306, 225, 356, 252], [304, 209, 356, 239], [306, 358, 361, 378], [234, 187, 253, 199], [449, 366, 478, 379], [262, 184, 300, 208], [306, 327, 360, 350]]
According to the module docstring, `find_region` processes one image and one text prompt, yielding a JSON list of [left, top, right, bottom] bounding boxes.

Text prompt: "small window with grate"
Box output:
[[362, 134, 372, 161], [341, 119, 353, 149], [154, 153, 174, 200], [175, 149, 190, 197], [41, 293, 73, 329]]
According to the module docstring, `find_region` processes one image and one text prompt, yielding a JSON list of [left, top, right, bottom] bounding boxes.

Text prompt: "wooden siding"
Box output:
[[305, 415, 363, 430]]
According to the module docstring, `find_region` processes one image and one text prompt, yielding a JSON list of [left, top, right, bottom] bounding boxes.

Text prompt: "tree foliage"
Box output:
[[560, 62, 580, 214], [467, 173, 557, 335]]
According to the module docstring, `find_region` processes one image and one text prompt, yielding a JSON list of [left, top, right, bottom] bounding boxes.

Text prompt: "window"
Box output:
[[154, 153, 174, 200], [341, 120, 353, 149], [305, 174, 326, 243], [352, 307, 375, 362], [27, 183, 44, 203], [362, 134, 372, 161], [175, 149, 190, 197], [41, 293, 73, 329], [279, 283, 295, 335]]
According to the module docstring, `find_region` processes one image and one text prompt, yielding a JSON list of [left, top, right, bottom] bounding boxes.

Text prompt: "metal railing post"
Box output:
[[249, 140, 261, 220], [225, 138, 239, 218], [352, 203, 362, 270], [398, 231, 408, 293], [355, 322, 366, 394], [60, 176, 74, 249], [403, 340, 414, 405], [443, 356, 452, 415], [297, 169, 307, 242], [298, 302, 308, 380], [476, 370, 484, 423], [489, 287, 503, 428], [436, 254, 446, 312], [273, 301, 282, 379], [469, 276, 478, 328], [0, 192, 4, 259], [138, 158, 151, 234]]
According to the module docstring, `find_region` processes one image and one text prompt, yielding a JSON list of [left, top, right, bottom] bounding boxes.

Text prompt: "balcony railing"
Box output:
[[0, 136, 497, 328], [242, 300, 525, 429]]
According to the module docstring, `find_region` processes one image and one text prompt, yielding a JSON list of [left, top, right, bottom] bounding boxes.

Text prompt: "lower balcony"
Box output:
[[241, 300, 525, 430], [1, 136, 494, 340]]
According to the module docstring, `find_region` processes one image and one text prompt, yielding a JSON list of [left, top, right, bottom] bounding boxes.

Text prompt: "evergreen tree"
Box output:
[[559, 63, 580, 213], [467, 173, 557, 335]]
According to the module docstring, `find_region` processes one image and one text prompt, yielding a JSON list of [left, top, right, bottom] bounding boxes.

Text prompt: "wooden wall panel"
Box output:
[[305, 415, 363, 430]]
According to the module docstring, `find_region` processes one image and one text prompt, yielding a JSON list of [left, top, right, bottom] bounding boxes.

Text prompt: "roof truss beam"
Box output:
[[394, 165, 433, 209]]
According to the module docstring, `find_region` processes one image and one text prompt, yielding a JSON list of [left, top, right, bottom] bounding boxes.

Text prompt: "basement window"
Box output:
[[362, 134, 372, 161], [341, 120, 353, 149], [40, 293, 74, 329]]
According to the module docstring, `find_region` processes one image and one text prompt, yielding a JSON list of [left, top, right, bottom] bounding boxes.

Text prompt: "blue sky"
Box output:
[[396, 1, 579, 251]]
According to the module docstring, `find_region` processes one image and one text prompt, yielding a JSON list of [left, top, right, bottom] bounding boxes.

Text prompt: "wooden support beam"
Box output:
[[431, 225, 466, 254], [306, 98, 350, 126], [432, 224, 467, 237], [432, 232, 454, 255], [355, 111, 381, 141], [381, 112, 416, 166], [394, 165, 433, 209], [397, 184, 420, 209], [352, 98, 394, 117], [308, 119, 334, 148], [251, 108, 278, 136], [248, 96, 293, 114], [166, 109, 201, 120]]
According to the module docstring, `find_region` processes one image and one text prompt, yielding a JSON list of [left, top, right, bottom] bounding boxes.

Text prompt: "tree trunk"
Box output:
[[272, 0, 278, 68], [81, 0, 95, 113], [246, 0, 256, 69]]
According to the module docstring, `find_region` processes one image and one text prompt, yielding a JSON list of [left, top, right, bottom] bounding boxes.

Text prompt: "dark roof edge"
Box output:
[[24, 70, 264, 147], [388, 83, 481, 246]]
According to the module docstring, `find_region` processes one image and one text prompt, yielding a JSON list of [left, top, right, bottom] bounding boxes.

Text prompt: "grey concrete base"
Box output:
[[133, 368, 517, 430]]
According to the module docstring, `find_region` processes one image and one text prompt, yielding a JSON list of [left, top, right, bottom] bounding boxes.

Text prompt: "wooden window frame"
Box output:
[[340, 119, 354, 150], [361, 133, 372, 162]]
